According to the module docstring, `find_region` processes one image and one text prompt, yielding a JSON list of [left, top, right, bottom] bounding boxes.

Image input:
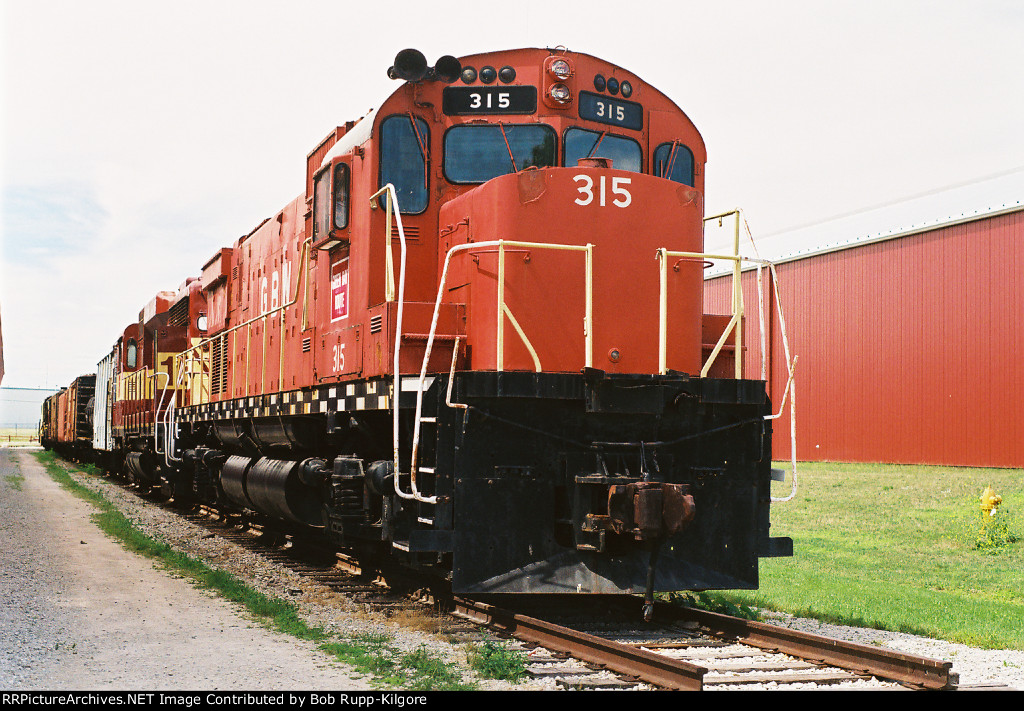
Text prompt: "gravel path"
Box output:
[[2, 447, 1021, 691], [0, 448, 544, 691], [0, 448, 377, 690]]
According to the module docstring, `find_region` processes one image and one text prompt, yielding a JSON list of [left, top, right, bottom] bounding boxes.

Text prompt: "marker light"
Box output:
[[499, 66, 516, 83], [620, 81, 632, 97], [594, 74, 606, 92], [549, 83, 571, 103], [549, 59, 572, 79], [460, 66, 477, 83], [607, 77, 619, 95], [480, 66, 497, 84]]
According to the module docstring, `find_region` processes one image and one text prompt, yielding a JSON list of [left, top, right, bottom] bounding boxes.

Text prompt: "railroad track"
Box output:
[[452, 597, 958, 690], [140, 488, 959, 691]]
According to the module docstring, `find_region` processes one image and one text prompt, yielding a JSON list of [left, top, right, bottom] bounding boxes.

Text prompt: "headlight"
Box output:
[[549, 59, 572, 79], [549, 83, 571, 103]]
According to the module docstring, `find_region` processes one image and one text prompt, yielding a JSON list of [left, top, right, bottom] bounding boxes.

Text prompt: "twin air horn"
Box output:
[[388, 49, 462, 83]]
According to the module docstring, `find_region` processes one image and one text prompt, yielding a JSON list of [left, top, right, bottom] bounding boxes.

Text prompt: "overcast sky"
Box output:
[[2, 0, 1023, 394]]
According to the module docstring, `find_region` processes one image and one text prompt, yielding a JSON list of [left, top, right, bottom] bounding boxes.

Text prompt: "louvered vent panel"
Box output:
[[391, 225, 419, 239], [166, 297, 189, 328]]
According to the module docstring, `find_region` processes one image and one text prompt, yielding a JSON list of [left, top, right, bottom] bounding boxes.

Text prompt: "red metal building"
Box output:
[[705, 205, 1024, 468]]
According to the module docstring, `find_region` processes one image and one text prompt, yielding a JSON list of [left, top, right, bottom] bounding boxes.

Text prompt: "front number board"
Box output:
[[578, 91, 643, 131], [443, 86, 538, 115]]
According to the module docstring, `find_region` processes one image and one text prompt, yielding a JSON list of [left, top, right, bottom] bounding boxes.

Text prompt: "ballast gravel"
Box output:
[[761, 612, 1024, 690], [2, 447, 1021, 691]]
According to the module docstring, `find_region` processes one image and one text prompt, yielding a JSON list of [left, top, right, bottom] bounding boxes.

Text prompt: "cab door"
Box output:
[[311, 159, 362, 382]]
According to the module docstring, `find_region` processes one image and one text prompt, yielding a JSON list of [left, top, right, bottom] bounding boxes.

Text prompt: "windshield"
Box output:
[[564, 128, 642, 172], [444, 124, 556, 183]]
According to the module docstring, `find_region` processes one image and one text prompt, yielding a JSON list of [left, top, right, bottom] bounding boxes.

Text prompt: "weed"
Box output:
[[400, 646, 475, 690], [466, 637, 527, 682], [973, 511, 1019, 554], [318, 637, 475, 690], [320, 635, 400, 683]]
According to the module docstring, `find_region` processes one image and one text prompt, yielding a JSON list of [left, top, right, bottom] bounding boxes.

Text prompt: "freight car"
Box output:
[[44, 47, 794, 616], [40, 375, 95, 461]]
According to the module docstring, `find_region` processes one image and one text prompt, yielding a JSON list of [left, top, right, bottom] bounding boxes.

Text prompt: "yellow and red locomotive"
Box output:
[[44, 48, 791, 611]]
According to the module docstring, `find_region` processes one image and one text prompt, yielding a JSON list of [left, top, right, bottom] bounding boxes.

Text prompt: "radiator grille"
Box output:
[[211, 337, 229, 395]]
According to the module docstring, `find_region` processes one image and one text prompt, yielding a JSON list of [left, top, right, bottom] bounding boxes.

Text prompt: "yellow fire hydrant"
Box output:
[[980, 485, 1002, 519]]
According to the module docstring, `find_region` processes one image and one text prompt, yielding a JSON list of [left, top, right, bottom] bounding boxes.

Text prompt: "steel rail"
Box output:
[[662, 603, 955, 690], [451, 597, 706, 691]]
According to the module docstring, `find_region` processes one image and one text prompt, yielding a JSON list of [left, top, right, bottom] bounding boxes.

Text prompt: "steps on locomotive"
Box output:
[[392, 397, 449, 557]]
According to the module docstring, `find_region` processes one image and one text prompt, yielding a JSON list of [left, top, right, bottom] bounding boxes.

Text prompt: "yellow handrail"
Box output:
[[173, 237, 311, 406], [658, 247, 771, 378], [404, 238, 595, 505], [491, 241, 594, 371]]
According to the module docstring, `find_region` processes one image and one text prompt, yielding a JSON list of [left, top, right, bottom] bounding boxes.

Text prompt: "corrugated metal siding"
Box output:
[[704, 209, 1023, 468]]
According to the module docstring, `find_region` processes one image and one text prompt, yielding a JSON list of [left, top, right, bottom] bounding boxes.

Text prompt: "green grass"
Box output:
[[718, 461, 1024, 649], [32, 451, 479, 690], [668, 591, 761, 621]]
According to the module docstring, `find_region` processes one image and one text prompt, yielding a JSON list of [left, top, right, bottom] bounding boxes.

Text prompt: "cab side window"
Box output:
[[126, 339, 138, 369], [313, 169, 332, 239], [653, 142, 695, 186], [333, 163, 349, 229], [380, 115, 429, 213], [314, 162, 349, 241]]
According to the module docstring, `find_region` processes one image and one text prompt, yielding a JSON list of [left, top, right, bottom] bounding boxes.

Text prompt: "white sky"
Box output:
[[2, 0, 1023, 395]]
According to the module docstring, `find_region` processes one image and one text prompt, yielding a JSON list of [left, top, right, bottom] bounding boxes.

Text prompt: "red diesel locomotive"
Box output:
[[43, 47, 791, 613]]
